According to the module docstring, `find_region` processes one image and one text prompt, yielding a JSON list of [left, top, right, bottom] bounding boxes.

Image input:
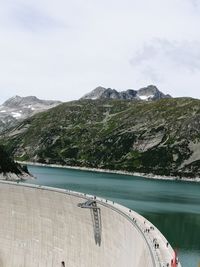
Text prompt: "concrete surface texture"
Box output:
[[0, 181, 181, 267]]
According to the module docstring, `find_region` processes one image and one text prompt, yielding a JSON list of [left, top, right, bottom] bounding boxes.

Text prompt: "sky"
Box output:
[[0, 0, 200, 104]]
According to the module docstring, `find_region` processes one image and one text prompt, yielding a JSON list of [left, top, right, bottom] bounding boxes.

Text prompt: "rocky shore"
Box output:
[[0, 171, 32, 181]]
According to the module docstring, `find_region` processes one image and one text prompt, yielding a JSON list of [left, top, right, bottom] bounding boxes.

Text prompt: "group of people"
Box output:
[[153, 238, 159, 249]]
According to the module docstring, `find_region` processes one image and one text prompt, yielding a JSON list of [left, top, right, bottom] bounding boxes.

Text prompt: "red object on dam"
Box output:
[[171, 250, 178, 267]]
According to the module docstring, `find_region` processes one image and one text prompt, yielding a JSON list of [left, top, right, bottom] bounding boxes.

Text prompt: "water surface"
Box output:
[[26, 165, 200, 267]]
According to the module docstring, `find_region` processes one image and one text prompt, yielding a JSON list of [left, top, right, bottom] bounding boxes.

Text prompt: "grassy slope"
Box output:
[[1, 98, 200, 178]]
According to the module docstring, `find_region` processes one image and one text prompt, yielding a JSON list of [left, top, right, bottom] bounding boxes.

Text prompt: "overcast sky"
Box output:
[[0, 0, 200, 104]]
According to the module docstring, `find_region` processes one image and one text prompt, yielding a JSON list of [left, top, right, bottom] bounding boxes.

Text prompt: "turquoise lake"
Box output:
[[26, 165, 200, 267]]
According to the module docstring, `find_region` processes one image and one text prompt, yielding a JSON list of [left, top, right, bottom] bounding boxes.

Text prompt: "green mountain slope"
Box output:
[[1, 98, 200, 178]]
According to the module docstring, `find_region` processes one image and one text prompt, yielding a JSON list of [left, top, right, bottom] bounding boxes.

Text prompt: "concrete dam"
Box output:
[[0, 181, 181, 267]]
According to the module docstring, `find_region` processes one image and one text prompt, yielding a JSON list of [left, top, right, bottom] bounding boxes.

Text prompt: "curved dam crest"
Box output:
[[0, 181, 181, 267]]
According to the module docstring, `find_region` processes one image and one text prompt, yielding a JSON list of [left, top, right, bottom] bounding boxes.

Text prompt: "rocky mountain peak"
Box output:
[[0, 95, 62, 134], [82, 86, 107, 99], [137, 85, 171, 101], [2, 95, 61, 108], [120, 89, 138, 99], [81, 85, 171, 101], [3, 95, 41, 108], [138, 85, 159, 95]]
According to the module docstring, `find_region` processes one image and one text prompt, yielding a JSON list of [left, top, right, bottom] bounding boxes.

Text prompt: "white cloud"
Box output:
[[131, 39, 200, 72], [130, 39, 200, 97], [0, 0, 200, 103], [10, 3, 66, 32]]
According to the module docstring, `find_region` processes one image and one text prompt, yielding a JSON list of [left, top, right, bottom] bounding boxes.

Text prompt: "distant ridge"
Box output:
[[81, 85, 171, 101], [2, 95, 61, 108], [0, 95, 61, 133]]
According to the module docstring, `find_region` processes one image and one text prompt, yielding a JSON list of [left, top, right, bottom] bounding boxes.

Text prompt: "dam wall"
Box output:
[[0, 181, 181, 267]]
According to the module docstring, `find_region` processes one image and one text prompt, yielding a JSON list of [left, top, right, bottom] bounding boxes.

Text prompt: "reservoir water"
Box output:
[[26, 165, 200, 267]]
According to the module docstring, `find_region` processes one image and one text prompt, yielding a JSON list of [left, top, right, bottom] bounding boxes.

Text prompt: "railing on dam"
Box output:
[[0, 180, 181, 267]]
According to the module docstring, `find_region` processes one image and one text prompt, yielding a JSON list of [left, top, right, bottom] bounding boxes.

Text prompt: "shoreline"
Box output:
[[16, 161, 200, 183], [0, 171, 33, 181]]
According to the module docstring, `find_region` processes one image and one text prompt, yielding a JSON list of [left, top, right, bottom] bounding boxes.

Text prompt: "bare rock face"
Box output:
[[137, 85, 171, 101], [81, 86, 107, 99], [0, 95, 61, 133], [81, 85, 171, 101], [3, 95, 60, 108]]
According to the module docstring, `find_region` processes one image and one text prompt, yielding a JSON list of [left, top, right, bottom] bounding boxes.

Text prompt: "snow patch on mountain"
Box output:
[[139, 95, 154, 101], [11, 112, 22, 118]]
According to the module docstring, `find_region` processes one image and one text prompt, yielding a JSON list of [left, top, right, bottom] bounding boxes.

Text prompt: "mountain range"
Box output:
[[1, 97, 200, 179], [81, 85, 171, 101], [0, 86, 169, 134]]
